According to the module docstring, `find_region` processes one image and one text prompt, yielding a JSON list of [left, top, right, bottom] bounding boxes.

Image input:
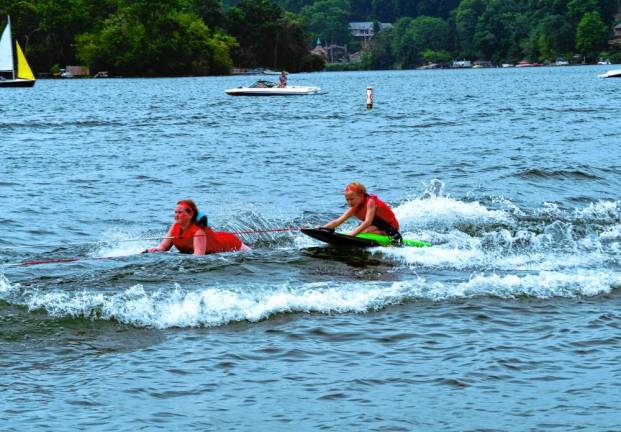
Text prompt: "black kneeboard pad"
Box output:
[[301, 228, 380, 248]]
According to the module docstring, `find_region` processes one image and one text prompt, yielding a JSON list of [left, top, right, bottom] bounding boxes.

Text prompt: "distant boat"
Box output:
[[516, 61, 544, 67], [452, 60, 472, 68], [501, 63, 514, 68], [0, 16, 35, 88], [225, 79, 321, 96], [232, 68, 264, 75], [598, 69, 621, 78], [516, 61, 534, 68]]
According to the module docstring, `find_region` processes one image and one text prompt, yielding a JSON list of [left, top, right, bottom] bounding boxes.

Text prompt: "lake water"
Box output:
[[1, 66, 621, 431]]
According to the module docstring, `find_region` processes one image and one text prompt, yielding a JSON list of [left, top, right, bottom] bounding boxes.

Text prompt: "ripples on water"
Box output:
[[2, 66, 621, 430]]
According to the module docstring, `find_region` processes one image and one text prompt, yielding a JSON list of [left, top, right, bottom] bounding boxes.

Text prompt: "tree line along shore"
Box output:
[[1, 0, 620, 78]]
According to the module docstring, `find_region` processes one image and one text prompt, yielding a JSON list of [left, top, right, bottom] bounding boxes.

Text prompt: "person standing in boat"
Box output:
[[278, 71, 287, 88], [147, 199, 250, 255], [322, 182, 402, 243]]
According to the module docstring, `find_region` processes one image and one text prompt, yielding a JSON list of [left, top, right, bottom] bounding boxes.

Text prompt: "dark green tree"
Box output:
[[576, 11, 609, 60], [392, 16, 450, 67], [77, 9, 236, 75], [372, 0, 398, 21], [274, 12, 319, 71], [301, 0, 351, 45], [226, 0, 315, 71], [368, 26, 395, 68], [192, 0, 225, 31], [350, 0, 372, 20], [226, 0, 282, 66], [454, 0, 487, 58]]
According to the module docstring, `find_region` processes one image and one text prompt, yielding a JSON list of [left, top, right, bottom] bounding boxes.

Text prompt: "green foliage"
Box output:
[[453, 0, 617, 63], [77, 10, 236, 75], [302, 53, 326, 70], [2, 0, 620, 75], [455, 0, 487, 58], [567, 0, 599, 22], [576, 11, 609, 60], [276, 12, 320, 72], [226, 0, 283, 67], [531, 14, 576, 61], [368, 26, 394, 69], [602, 51, 621, 64], [225, 0, 313, 71], [272, 0, 315, 13], [391, 16, 451, 68], [193, 0, 225, 30], [325, 58, 365, 70], [301, 0, 351, 45], [422, 49, 452, 64]]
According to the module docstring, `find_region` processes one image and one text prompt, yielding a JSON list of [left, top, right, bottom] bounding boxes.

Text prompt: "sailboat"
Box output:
[[0, 16, 36, 87]]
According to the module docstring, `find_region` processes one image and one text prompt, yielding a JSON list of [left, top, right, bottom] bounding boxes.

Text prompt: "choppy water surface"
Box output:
[[2, 67, 621, 430]]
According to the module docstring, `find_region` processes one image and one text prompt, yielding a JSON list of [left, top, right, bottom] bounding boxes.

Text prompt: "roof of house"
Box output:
[[349, 22, 393, 30], [310, 46, 326, 55]]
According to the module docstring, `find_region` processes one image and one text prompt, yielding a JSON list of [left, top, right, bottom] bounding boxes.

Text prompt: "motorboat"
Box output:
[[225, 79, 321, 96], [516, 61, 535, 67], [598, 69, 621, 78]]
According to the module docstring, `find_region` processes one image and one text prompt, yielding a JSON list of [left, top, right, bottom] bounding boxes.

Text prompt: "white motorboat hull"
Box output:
[[598, 69, 621, 78], [225, 86, 321, 96]]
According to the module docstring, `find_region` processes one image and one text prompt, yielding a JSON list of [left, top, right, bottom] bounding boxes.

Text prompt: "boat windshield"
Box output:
[[251, 80, 277, 88]]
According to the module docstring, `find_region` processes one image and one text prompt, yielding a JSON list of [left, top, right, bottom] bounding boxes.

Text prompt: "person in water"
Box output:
[[147, 199, 249, 255], [322, 182, 402, 243]]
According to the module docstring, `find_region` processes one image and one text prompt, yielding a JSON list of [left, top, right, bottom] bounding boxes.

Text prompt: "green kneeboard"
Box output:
[[301, 228, 432, 248]]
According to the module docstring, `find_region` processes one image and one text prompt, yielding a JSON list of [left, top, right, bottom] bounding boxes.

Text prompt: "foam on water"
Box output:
[[3, 182, 621, 329], [601, 224, 621, 241], [395, 192, 510, 231], [92, 229, 157, 257], [1, 269, 618, 328], [384, 185, 621, 273], [573, 200, 621, 223]]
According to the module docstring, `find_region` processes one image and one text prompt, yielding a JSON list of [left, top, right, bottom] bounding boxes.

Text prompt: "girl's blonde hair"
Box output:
[[344, 181, 367, 195]]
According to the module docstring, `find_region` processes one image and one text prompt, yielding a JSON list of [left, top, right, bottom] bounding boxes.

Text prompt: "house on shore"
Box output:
[[610, 22, 621, 47], [349, 22, 393, 40], [60, 65, 90, 77], [452, 60, 472, 68], [311, 22, 394, 64], [310, 39, 348, 64]]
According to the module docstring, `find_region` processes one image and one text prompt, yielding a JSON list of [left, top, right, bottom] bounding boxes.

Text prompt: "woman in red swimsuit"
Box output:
[[147, 199, 250, 255]]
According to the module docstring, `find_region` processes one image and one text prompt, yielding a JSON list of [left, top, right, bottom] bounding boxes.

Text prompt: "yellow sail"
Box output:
[[15, 40, 35, 80]]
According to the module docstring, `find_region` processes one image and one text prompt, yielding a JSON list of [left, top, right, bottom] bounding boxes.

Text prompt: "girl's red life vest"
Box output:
[[171, 223, 243, 254], [354, 194, 399, 230]]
